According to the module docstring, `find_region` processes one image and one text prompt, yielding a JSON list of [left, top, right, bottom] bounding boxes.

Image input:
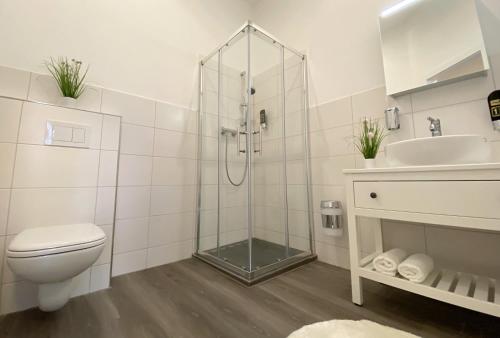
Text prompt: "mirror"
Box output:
[[379, 0, 489, 96]]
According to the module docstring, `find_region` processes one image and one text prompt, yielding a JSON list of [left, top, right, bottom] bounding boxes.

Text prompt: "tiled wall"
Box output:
[[101, 88, 197, 276], [0, 64, 199, 313], [309, 56, 500, 274], [0, 66, 120, 314]]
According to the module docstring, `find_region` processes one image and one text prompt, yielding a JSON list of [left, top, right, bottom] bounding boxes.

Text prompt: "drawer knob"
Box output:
[[370, 192, 377, 199]]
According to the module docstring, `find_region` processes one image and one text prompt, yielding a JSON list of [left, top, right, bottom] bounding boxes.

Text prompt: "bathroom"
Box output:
[[0, 0, 499, 337]]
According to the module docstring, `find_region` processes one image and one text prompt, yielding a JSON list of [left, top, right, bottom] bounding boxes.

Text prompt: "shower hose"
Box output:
[[224, 133, 248, 186]]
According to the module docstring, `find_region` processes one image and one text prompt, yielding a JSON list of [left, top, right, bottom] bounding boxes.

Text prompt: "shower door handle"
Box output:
[[237, 128, 247, 155], [253, 126, 262, 156]]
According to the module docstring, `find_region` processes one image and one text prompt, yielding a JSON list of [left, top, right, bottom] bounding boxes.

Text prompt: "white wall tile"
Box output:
[[2, 236, 17, 283], [13, 145, 99, 188], [411, 73, 495, 112], [7, 188, 97, 234], [412, 100, 500, 141], [112, 249, 147, 276], [490, 54, 500, 89], [0, 98, 22, 143], [315, 242, 350, 269], [115, 186, 151, 219], [310, 155, 356, 186], [309, 125, 354, 158], [150, 186, 196, 216], [114, 217, 149, 254], [0, 239, 4, 283], [28, 73, 102, 112], [0, 190, 10, 235], [0, 66, 30, 100], [90, 264, 110, 292], [312, 185, 345, 214], [0, 281, 38, 314], [71, 268, 90, 297], [98, 150, 118, 187], [101, 115, 121, 151], [101, 90, 155, 127], [148, 212, 194, 247], [95, 187, 116, 226], [156, 102, 197, 134], [120, 123, 154, 155], [309, 96, 352, 132], [94, 225, 113, 266], [153, 128, 197, 159], [118, 155, 152, 186], [352, 86, 412, 120], [151, 157, 196, 186], [381, 220, 426, 254], [146, 240, 192, 268], [0, 143, 16, 188], [18, 102, 103, 149], [426, 226, 500, 279]]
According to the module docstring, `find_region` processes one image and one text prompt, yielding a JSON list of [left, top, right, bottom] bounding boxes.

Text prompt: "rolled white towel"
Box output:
[[398, 253, 434, 283], [373, 248, 407, 276]]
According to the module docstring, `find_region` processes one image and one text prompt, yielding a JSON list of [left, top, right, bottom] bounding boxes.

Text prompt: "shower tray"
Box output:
[[194, 238, 316, 285]]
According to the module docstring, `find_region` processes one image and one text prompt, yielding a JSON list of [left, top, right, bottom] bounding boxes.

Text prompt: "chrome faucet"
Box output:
[[427, 117, 442, 137]]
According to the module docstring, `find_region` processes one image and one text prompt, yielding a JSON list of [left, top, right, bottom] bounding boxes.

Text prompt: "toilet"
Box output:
[[7, 223, 106, 312]]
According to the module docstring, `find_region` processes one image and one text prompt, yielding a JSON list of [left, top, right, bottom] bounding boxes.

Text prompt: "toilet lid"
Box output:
[[8, 223, 106, 258]]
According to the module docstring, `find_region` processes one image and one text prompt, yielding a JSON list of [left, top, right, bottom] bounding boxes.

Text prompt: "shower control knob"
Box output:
[[370, 192, 377, 199]]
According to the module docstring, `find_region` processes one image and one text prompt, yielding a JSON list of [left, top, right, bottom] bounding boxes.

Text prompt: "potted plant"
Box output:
[[45, 57, 88, 107], [355, 118, 386, 169]]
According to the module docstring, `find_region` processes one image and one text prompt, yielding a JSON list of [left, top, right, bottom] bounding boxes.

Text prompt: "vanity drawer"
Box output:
[[354, 181, 500, 219]]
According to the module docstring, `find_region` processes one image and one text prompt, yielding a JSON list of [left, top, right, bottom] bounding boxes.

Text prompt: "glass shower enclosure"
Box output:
[[194, 21, 315, 284]]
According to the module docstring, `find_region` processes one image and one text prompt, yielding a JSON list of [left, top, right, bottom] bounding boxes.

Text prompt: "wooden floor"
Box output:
[[0, 259, 499, 338]]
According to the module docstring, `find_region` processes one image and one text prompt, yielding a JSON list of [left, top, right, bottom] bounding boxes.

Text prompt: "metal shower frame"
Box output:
[[194, 21, 316, 284]]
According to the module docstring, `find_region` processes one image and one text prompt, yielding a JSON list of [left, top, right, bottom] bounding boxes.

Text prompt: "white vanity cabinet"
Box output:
[[343, 163, 500, 317]]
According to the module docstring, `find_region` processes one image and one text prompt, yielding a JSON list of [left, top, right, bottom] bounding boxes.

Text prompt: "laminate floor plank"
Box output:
[[1, 259, 499, 338]]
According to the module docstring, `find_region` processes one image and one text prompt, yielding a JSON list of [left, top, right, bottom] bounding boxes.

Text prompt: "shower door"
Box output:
[[195, 23, 315, 284]]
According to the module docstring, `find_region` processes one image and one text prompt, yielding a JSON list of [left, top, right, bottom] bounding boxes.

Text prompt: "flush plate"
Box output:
[[45, 120, 91, 148]]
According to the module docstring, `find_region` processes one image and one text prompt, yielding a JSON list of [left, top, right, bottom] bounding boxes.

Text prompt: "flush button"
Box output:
[[72, 128, 86, 143], [45, 121, 90, 148], [52, 126, 73, 142]]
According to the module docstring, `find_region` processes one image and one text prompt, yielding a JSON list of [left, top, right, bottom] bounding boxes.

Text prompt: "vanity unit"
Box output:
[[344, 163, 500, 317]]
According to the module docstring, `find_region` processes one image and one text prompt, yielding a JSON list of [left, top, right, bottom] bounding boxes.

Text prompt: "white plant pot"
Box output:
[[364, 158, 376, 169], [58, 96, 78, 108]]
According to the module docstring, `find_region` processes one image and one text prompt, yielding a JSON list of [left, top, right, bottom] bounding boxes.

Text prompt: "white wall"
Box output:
[[252, 0, 500, 104], [252, 0, 500, 272], [0, 0, 251, 109]]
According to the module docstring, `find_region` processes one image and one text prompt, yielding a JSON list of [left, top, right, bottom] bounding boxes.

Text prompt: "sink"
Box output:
[[385, 135, 492, 166]]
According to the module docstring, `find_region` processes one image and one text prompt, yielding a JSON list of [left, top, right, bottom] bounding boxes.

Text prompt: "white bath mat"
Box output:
[[288, 319, 420, 338]]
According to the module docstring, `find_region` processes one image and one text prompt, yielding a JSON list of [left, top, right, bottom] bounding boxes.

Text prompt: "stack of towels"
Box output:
[[373, 248, 434, 283]]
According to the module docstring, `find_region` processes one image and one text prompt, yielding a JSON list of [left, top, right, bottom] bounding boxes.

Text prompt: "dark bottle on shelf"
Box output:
[[488, 90, 500, 130]]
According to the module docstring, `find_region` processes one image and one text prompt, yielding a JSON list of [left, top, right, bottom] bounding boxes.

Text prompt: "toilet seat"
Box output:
[[7, 223, 106, 259]]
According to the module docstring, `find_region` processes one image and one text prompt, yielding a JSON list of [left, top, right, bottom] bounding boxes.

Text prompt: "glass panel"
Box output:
[[283, 48, 312, 254], [198, 52, 219, 253], [250, 29, 296, 270], [215, 30, 251, 270]]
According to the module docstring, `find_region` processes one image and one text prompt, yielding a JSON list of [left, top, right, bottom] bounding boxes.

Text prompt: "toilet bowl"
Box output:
[[7, 223, 106, 311]]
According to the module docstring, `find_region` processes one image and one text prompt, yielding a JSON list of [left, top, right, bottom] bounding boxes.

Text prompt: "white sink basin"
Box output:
[[385, 135, 492, 167]]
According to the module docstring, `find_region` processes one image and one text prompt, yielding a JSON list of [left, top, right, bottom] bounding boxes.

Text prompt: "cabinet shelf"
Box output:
[[359, 262, 500, 317]]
